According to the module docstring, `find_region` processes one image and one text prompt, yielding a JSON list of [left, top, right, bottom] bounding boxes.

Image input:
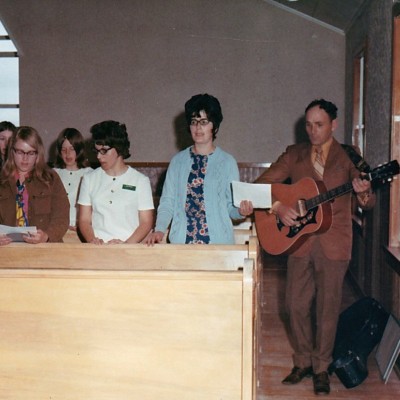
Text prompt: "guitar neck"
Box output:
[[305, 182, 354, 210]]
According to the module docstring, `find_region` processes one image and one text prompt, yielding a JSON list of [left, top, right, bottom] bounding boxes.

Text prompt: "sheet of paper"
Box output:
[[231, 181, 272, 209], [0, 225, 37, 242]]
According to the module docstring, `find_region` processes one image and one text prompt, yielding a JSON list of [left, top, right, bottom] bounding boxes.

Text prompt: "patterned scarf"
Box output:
[[16, 179, 28, 226]]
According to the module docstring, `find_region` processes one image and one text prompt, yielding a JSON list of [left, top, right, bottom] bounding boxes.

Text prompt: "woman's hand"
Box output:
[[145, 231, 164, 246], [239, 200, 254, 216], [107, 238, 125, 244], [89, 237, 105, 245], [22, 229, 49, 244], [0, 234, 12, 246]]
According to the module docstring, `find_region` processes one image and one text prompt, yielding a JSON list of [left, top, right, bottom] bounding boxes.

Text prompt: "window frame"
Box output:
[[0, 20, 19, 126], [351, 48, 367, 225], [352, 52, 365, 156]]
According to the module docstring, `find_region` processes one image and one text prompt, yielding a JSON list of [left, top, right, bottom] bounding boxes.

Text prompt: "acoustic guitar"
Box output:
[[255, 160, 400, 255]]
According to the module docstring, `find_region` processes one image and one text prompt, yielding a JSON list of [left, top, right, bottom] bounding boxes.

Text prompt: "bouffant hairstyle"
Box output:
[[90, 120, 130, 159], [185, 94, 223, 140]]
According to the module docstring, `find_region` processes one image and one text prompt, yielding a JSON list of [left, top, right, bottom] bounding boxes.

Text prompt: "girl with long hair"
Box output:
[[0, 126, 69, 245], [54, 128, 92, 230]]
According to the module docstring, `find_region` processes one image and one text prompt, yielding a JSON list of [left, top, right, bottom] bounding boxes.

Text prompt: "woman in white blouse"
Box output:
[[54, 128, 92, 230], [78, 120, 154, 244]]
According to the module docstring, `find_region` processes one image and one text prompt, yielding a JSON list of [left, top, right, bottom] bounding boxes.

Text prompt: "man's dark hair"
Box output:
[[305, 99, 338, 121]]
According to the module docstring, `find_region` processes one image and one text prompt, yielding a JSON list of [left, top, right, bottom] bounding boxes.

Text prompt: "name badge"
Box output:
[[122, 184, 136, 191]]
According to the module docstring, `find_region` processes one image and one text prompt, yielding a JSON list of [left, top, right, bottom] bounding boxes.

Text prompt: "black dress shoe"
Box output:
[[282, 366, 313, 384], [313, 371, 330, 395]]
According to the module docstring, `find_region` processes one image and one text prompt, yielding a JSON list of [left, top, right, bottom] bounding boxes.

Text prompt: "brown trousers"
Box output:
[[286, 239, 348, 373]]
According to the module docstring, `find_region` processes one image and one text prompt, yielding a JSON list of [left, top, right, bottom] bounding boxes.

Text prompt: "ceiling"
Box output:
[[264, 0, 371, 34]]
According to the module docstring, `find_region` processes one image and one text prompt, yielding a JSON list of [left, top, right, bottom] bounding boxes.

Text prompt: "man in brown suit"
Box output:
[[256, 99, 375, 395]]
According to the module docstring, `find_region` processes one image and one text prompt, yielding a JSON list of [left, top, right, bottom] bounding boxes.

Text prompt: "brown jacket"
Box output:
[[0, 170, 69, 242], [256, 139, 375, 260]]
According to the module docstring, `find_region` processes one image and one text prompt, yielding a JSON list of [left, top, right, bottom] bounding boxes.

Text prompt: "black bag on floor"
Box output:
[[328, 297, 389, 388]]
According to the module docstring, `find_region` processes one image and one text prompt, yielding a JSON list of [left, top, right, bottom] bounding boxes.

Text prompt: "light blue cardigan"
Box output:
[[155, 146, 244, 244]]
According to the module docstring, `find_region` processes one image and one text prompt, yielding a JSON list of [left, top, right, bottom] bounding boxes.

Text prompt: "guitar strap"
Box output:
[[341, 144, 371, 173]]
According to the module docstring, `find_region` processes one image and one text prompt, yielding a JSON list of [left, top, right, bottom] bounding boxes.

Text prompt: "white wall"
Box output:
[[0, 0, 345, 163]]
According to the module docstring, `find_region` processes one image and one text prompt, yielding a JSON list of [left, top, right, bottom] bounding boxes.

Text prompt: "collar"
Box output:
[[312, 137, 334, 162]]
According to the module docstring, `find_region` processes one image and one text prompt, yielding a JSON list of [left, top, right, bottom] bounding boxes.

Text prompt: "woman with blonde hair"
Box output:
[[0, 126, 69, 245]]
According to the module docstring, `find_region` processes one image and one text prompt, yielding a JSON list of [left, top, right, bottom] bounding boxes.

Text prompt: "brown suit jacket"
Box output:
[[256, 138, 375, 260], [0, 170, 69, 242]]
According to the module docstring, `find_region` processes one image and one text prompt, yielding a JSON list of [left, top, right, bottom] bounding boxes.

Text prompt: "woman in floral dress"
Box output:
[[146, 93, 252, 245]]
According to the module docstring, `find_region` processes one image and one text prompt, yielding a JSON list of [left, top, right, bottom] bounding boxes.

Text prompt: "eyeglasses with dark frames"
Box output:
[[13, 148, 38, 157], [190, 118, 210, 127], [93, 147, 113, 155]]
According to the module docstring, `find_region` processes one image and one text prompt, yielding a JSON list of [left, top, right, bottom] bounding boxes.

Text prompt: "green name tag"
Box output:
[[122, 184, 136, 191]]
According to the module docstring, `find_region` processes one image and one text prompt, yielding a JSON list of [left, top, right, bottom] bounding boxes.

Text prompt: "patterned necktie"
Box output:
[[16, 179, 28, 226], [314, 146, 324, 180]]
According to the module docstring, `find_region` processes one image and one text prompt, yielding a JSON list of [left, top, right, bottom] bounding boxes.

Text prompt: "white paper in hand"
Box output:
[[231, 181, 272, 209], [0, 225, 37, 242]]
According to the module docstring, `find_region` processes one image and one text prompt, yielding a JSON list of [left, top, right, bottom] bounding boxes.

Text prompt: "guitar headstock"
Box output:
[[370, 160, 400, 185]]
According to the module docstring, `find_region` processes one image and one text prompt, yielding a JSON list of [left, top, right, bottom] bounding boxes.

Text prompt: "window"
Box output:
[[0, 20, 19, 125]]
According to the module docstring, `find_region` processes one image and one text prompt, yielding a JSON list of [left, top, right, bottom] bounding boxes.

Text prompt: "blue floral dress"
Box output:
[[185, 148, 210, 244]]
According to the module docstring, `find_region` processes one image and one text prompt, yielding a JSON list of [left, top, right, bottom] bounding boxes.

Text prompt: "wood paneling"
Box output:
[[390, 17, 400, 248]]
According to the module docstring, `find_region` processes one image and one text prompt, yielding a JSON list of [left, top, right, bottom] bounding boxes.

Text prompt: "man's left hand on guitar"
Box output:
[[352, 175, 374, 206], [352, 175, 372, 194]]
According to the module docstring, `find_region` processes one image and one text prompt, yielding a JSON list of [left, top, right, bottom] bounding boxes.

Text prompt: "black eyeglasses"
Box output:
[[190, 118, 210, 127], [13, 148, 38, 157], [93, 147, 113, 155]]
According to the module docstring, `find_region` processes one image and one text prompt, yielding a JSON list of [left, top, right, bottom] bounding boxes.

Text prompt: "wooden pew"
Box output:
[[64, 218, 256, 245], [233, 217, 255, 244], [0, 237, 261, 400]]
